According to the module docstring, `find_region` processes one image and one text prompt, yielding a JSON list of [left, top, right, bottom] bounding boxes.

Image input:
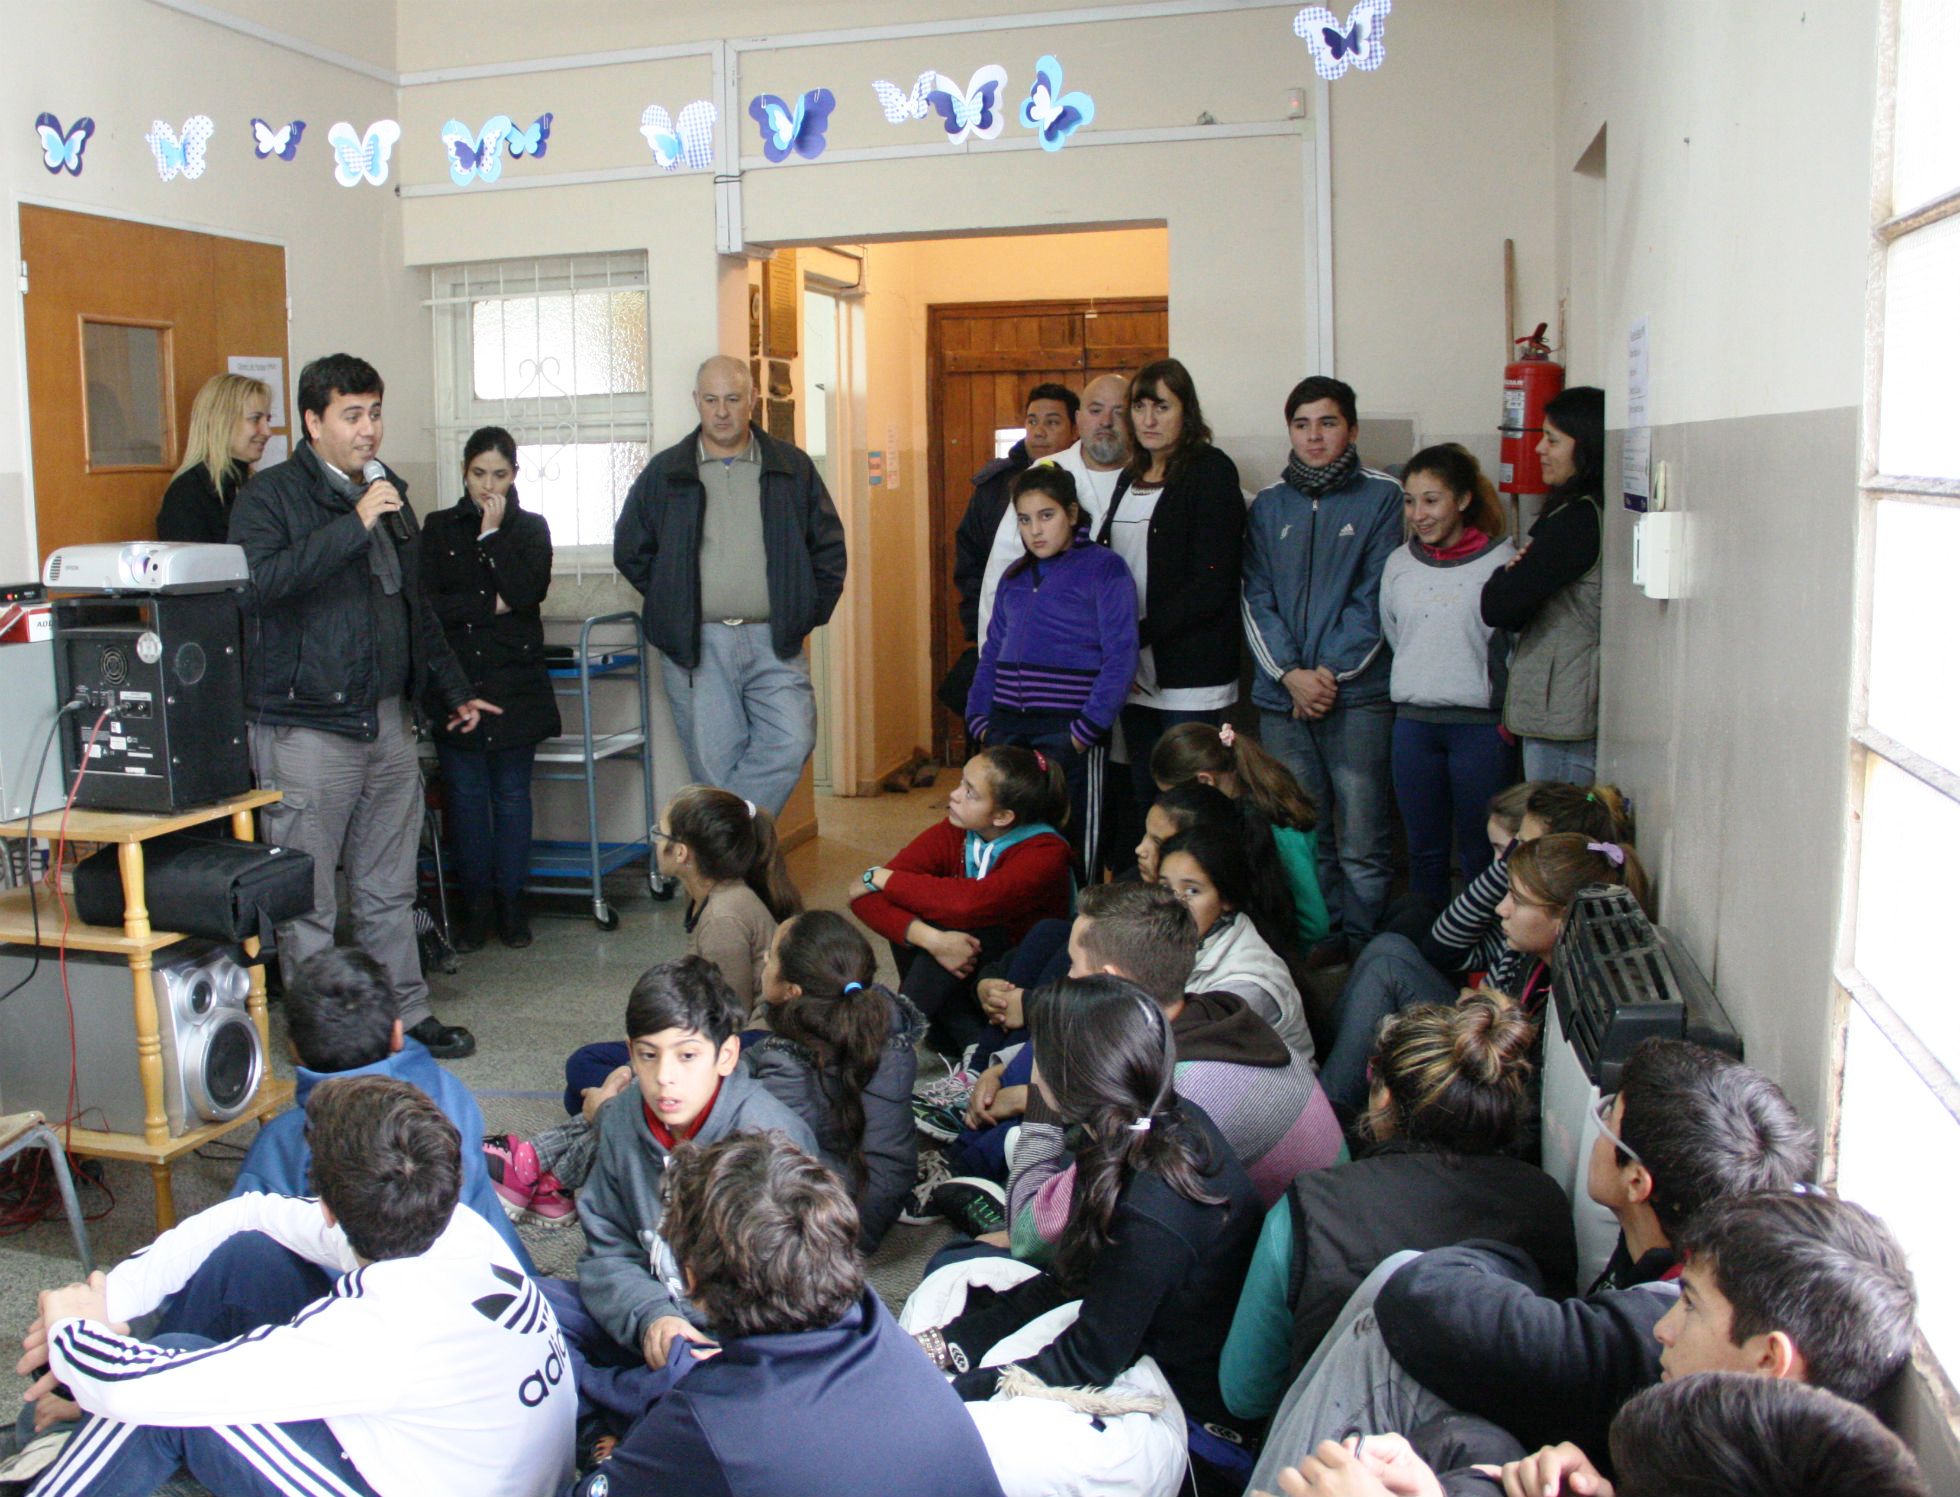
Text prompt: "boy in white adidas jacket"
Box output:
[[16, 1076, 574, 1497]]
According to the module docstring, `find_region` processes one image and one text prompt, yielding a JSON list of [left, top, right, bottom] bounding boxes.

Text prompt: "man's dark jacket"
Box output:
[[229, 442, 472, 739], [952, 439, 1030, 644], [612, 425, 847, 670]]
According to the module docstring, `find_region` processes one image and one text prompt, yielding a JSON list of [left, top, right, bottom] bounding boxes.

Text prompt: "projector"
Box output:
[[43, 542, 249, 595]]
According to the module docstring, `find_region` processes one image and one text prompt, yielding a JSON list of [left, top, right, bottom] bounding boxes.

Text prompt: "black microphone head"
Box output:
[[362, 459, 387, 484]]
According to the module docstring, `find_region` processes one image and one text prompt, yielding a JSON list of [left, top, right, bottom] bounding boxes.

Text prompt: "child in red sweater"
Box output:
[[852, 746, 1073, 1057]]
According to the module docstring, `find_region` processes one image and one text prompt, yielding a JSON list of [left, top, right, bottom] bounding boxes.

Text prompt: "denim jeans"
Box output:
[[1390, 718, 1518, 904], [1119, 703, 1225, 823], [438, 741, 537, 899], [1522, 736, 1596, 785], [660, 621, 815, 817], [1261, 700, 1396, 948], [1319, 934, 1459, 1111]]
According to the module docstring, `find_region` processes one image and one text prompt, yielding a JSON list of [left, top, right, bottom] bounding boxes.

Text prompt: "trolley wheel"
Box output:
[[593, 902, 621, 932], [648, 872, 679, 902]]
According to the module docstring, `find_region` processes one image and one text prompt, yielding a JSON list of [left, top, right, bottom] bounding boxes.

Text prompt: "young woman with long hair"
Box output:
[[157, 372, 274, 543]]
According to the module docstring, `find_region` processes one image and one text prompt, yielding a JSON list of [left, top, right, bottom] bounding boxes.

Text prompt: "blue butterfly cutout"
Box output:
[[1019, 55, 1094, 151], [1293, 0, 1392, 81], [927, 66, 1009, 144], [442, 115, 515, 187], [327, 119, 401, 187], [251, 118, 305, 162], [35, 113, 93, 176], [505, 112, 553, 158], [749, 88, 835, 164]]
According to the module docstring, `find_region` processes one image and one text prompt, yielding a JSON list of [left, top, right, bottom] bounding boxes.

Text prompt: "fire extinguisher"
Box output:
[[1499, 324, 1565, 495]]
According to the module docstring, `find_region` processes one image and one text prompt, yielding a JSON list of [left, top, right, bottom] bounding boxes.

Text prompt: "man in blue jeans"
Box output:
[[1243, 376, 1403, 963], [613, 356, 848, 815]]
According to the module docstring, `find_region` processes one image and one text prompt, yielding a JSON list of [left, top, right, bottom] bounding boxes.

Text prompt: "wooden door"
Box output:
[[20, 206, 289, 565], [926, 297, 1168, 761]]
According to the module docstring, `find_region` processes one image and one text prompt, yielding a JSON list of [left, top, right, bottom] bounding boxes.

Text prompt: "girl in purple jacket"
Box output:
[[967, 464, 1139, 875]]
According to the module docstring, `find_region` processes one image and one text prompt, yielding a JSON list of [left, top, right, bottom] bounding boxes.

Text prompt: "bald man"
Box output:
[[613, 356, 847, 814]]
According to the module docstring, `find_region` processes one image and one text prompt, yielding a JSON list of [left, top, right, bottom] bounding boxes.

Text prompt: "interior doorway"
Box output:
[[18, 205, 290, 564], [926, 296, 1169, 762]]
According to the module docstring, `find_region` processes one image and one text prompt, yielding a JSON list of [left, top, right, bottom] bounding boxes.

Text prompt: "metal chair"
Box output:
[[0, 1111, 94, 1273]]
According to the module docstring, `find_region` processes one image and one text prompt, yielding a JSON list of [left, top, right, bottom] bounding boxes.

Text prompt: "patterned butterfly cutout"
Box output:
[[147, 115, 215, 182], [871, 72, 935, 124], [251, 118, 305, 162], [927, 65, 1010, 145], [640, 100, 716, 172], [749, 88, 835, 164], [35, 113, 94, 176], [443, 115, 516, 186], [1020, 55, 1094, 151], [327, 119, 401, 187], [1293, 0, 1392, 80], [505, 112, 553, 159]]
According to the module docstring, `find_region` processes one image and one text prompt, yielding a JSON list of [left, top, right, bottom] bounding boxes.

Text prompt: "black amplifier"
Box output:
[[53, 593, 253, 812]]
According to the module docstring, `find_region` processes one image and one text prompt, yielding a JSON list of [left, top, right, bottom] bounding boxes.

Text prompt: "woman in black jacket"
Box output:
[[1096, 358, 1246, 820], [420, 427, 560, 949], [156, 372, 274, 542]]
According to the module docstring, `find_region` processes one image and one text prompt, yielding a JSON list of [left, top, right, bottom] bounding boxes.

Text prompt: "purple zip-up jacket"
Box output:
[[967, 534, 1139, 748]]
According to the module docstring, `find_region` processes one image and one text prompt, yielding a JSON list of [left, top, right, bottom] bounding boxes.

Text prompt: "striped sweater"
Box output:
[[967, 533, 1139, 748], [1007, 990, 1346, 1264]]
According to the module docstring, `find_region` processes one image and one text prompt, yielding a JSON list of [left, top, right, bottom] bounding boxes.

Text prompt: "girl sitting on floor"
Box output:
[[903, 975, 1264, 1497]]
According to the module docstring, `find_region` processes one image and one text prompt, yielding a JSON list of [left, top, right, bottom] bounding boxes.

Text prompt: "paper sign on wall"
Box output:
[[228, 356, 286, 426], [867, 451, 885, 487], [886, 426, 901, 491], [1623, 316, 1652, 511]]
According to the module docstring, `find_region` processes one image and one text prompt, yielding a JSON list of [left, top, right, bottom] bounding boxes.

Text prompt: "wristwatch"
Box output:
[[861, 867, 879, 893]]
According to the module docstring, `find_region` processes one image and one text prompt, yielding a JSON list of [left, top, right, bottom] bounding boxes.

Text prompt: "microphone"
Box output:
[[361, 458, 411, 545]]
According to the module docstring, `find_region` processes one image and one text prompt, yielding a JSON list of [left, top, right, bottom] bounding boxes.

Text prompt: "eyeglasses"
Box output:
[[650, 828, 681, 846], [1594, 1093, 1643, 1168]]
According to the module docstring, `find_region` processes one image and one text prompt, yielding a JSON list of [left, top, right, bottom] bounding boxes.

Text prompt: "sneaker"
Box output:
[[899, 1148, 955, 1224], [914, 1064, 978, 1113], [911, 1098, 968, 1144], [482, 1135, 543, 1219], [524, 1171, 578, 1227], [931, 1177, 1007, 1238], [409, 1015, 477, 1059]]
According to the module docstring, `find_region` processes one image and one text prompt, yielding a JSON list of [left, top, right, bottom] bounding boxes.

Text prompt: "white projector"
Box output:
[[43, 542, 249, 595]]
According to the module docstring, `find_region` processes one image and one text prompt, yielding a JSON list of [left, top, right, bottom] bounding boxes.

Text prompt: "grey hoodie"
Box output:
[[576, 1065, 818, 1352]]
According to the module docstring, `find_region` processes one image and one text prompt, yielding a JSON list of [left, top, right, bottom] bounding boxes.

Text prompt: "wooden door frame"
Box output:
[[925, 296, 1167, 763], [11, 196, 289, 565]]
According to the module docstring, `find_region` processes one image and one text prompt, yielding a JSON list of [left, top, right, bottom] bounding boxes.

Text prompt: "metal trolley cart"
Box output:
[[529, 612, 677, 929]]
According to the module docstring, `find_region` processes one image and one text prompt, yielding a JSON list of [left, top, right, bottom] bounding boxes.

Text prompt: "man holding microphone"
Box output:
[[229, 354, 498, 1058]]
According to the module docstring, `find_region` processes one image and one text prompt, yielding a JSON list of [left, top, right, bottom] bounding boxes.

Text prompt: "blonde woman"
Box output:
[[157, 372, 274, 542]]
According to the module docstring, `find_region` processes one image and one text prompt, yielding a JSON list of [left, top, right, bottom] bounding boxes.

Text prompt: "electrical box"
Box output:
[[1631, 511, 1685, 600]]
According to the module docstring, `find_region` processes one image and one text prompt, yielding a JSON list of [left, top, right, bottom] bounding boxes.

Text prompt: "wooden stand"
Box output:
[[0, 789, 294, 1229]]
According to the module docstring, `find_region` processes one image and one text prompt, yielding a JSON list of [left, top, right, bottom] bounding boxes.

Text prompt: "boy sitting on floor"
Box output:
[[572, 1132, 1005, 1497], [16, 1076, 574, 1497]]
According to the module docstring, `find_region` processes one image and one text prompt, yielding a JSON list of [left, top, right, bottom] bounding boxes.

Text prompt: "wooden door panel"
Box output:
[[20, 206, 288, 566]]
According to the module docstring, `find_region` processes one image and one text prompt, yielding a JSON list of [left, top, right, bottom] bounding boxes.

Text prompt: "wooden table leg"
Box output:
[[231, 806, 270, 1056], [128, 953, 170, 1148], [117, 841, 151, 945], [151, 1161, 176, 1232]]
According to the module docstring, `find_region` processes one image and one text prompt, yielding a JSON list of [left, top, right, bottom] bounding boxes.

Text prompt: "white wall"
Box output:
[[0, 0, 427, 581]]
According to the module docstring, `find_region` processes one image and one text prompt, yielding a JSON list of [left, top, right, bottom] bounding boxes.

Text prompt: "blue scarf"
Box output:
[[964, 822, 1062, 880]]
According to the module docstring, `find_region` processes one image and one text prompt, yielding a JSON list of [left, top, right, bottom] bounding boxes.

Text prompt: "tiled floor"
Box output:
[[0, 775, 962, 1471]]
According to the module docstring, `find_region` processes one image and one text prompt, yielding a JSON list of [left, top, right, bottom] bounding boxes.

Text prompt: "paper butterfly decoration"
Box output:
[[640, 101, 716, 172], [34, 113, 93, 176], [327, 119, 401, 187], [1020, 55, 1094, 151], [1293, 0, 1392, 80], [147, 115, 215, 182], [505, 112, 553, 158], [871, 72, 935, 124], [749, 88, 835, 164], [927, 65, 1010, 145], [251, 118, 305, 161], [443, 115, 516, 186]]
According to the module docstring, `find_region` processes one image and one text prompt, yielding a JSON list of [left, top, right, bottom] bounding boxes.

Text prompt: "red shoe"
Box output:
[[525, 1171, 578, 1227], [482, 1134, 543, 1220]]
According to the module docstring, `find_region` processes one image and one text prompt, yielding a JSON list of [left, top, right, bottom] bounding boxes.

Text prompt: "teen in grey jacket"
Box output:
[[576, 1068, 817, 1353]]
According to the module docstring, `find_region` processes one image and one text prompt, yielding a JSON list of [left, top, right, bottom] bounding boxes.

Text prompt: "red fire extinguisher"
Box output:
[[1499, 324, 1565, 495]]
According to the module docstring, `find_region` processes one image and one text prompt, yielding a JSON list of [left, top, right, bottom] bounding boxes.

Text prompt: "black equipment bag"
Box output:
[[72, 831, 316, 951]]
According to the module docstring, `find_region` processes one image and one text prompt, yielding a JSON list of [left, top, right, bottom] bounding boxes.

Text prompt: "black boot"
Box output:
[[496, 893, 532, 949], [453, 891, 492, 953]]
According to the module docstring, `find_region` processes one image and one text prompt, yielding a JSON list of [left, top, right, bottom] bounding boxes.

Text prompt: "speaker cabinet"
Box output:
[[0, 942, 264, 1136]]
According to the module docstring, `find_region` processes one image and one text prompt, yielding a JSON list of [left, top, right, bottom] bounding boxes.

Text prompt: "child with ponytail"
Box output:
[[1493, 830, 1647, 1020], [852, 746, 1073, 1056], [1220, 995, 1576, 1420], [905, 975, 1264, 1492], [1381, 444, 1518, 903], [743, 911, 923, 1251], [1152, 720, 1331, 948]]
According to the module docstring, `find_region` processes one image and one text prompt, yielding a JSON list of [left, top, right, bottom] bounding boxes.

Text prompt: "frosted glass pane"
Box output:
[[82, 321, 168, 468], [1894, 0, 1960, 214], [1837, 1004, 1958, 1374], [474, 292, 646, 401], [518, 440, 648, 550], [1867, 500, 1960, 773], [1853, 756, 1960, 1072], [1877, 214, 1960, 479]]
